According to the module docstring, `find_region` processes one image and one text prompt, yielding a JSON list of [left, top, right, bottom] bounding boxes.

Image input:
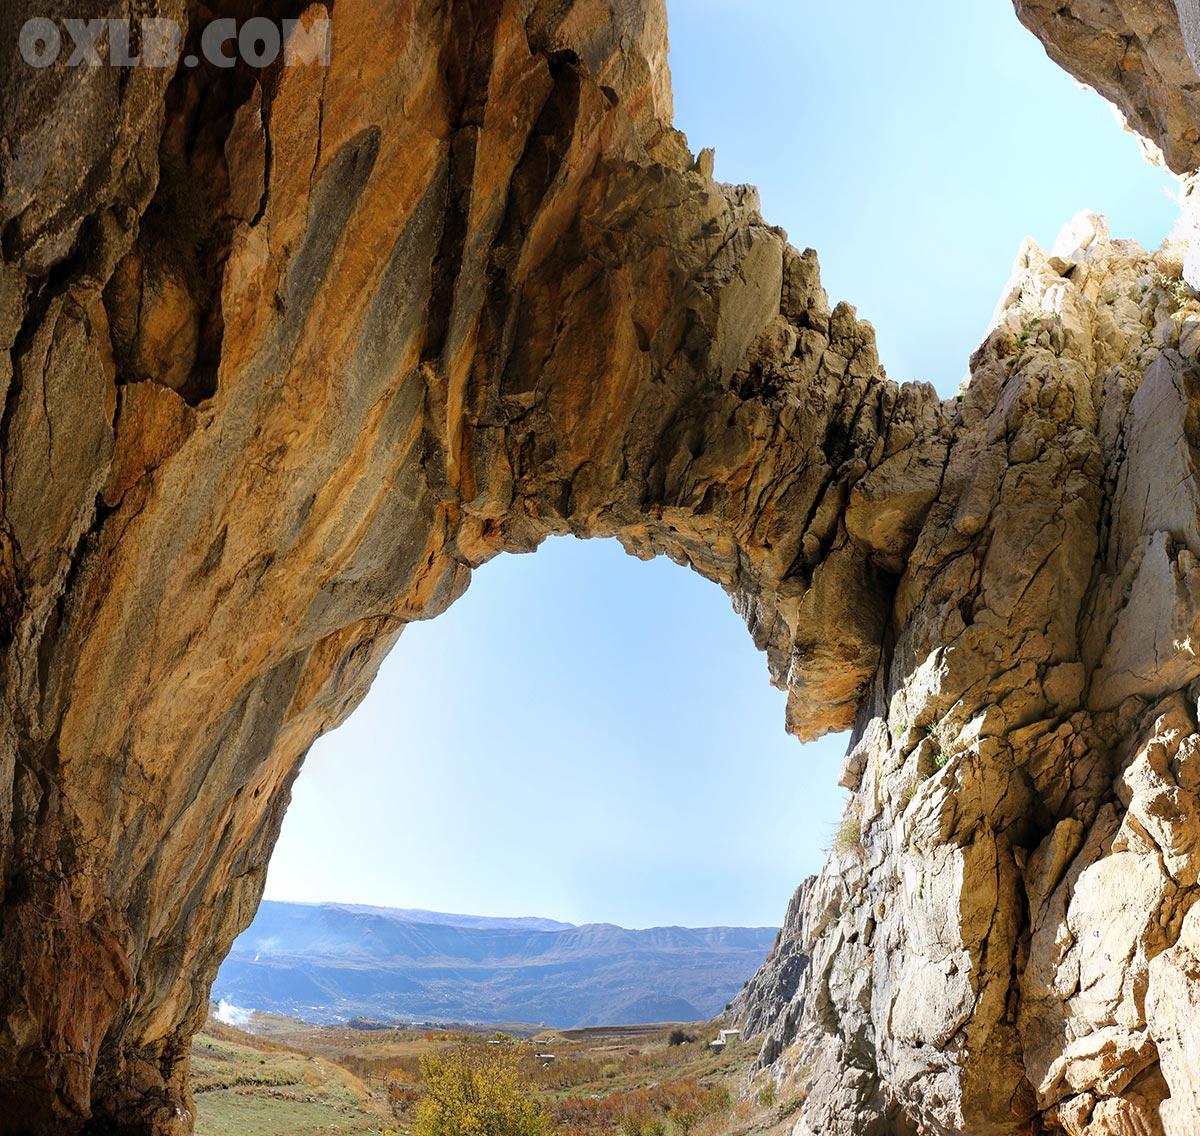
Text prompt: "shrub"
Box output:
[[619, 1110, 665, 1136], [1158, 269, 1195, 313], [833, 815, 862, 853], [553, 1079, 730, 1136], [386, 1070, 424, 1120], [413, 1042, 547, 1136], [706, 1085, 732, 1111], [667, 1029, 694, 1047], [672, 1082, 731, 1135]]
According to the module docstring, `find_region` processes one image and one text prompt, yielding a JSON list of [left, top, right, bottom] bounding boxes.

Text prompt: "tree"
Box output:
[[386, 1069, 423, 1121], [413, 1042, 548, 1136]]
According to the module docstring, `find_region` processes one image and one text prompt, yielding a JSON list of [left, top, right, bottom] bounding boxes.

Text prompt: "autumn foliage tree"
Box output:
[[413, 1042, 548, 1136], [386, 1069, 423, 1121]]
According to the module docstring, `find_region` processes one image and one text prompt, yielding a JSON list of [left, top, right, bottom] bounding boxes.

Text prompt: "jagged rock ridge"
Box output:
[[0, 1, 1199, 1134], [735, 214, 1200, 1136]]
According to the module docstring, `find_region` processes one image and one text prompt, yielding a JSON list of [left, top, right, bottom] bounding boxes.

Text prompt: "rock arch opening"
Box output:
[[4, 1, 1200, 1134], [259, 536, 848, 926], [209, 535, 848, 1028], [0, 46, 937, 1109]]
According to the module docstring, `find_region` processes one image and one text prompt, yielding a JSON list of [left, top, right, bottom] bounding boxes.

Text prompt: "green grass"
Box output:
[[190, 1011, 772, 1136], [195, 1091, 388, 1136], [191, 1019, 392, 1136]]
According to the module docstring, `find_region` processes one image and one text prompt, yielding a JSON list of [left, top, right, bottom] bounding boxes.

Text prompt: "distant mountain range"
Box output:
[[212, 901, 776, 1028]]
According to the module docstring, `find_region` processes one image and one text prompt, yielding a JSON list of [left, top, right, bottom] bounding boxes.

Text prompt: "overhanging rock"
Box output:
[[2, 2, 1200, 1134]]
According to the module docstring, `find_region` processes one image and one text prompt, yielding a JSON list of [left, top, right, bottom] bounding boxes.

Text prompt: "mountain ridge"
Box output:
[[294, 902, 578, 933], [213, 901, 777, 1028]]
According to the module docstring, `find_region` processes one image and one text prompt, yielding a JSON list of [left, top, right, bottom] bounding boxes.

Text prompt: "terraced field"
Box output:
[[191, 1019, 392, 1136]]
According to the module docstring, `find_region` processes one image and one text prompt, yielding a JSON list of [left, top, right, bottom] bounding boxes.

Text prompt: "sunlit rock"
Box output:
[[5, 1, 1200, 1133]]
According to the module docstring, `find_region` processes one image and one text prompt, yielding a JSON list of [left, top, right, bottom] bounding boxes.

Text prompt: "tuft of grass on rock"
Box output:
[[833, 816, 862, 854]]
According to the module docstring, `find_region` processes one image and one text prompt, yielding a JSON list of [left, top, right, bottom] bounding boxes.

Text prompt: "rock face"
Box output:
[[0, 1, 940, 1130], [735, 214, 1200, 1136], [0, 1, 1199, 1134], [1016, 0, 1200, 174]]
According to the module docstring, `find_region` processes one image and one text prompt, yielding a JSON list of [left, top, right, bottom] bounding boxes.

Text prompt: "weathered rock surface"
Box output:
[[2, 1, 1200, 1134], [735, 215, 1200, 1136], [1016, 0, 1200, 174], [0, 1, 941, 1130]]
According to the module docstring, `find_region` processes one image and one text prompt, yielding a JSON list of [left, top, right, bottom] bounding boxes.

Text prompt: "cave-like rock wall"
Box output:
[[0, 0, 1199, 1134], [0, 1, 940, 1130]]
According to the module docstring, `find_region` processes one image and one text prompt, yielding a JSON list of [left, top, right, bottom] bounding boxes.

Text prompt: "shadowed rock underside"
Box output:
[[1, 1, 1200, 1134]]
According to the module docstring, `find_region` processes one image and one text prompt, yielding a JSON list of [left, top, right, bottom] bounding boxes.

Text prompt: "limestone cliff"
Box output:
[[735, 214, 1200, 1136], [0, 1, 1198, 1134], [1016, 0, 1200, 174]]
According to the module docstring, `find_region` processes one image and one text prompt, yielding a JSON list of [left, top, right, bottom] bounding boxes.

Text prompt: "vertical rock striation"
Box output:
[[0, 1, 940, 1130], [1, 0, 1200, 1133]]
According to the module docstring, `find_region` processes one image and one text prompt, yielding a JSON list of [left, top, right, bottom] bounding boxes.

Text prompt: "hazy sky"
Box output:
[[263, 1, 1179, 929]]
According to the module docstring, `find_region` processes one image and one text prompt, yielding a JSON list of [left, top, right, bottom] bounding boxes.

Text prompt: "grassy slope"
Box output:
[[190, 1012, 801, 1135], [191, 1018, 392, 1136]]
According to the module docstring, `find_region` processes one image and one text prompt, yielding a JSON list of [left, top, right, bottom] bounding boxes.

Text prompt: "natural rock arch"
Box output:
[[2, 1, 1200, 1134], [0, 3, 941, 1128]]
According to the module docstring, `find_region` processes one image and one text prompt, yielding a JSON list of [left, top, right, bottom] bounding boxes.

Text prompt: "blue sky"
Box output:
[[667, 0, 1177, 391], [263, 2, 1179, 929]]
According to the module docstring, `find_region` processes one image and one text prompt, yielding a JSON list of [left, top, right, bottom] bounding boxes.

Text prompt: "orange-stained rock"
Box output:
[[3, 1, 1200, 1134], [0, 3, 933, 1128]]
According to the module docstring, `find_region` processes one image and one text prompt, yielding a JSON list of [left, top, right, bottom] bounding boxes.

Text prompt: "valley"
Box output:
[[190, 1011, 797, 1136], [213, 903, 777, 1029]]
